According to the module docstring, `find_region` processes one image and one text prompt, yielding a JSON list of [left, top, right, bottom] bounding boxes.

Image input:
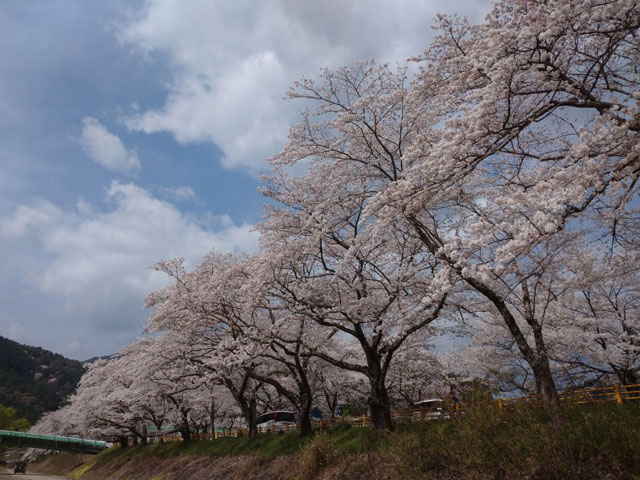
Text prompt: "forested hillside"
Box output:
[[0, 335, 84, 422]]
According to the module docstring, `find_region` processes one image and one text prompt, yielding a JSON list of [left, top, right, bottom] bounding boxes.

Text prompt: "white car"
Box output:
[[255, 411, 297, 432], [414, 399, 447, 419]]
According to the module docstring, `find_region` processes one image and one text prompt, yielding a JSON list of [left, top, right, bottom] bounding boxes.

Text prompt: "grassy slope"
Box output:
[[35, 402, 640, 480]]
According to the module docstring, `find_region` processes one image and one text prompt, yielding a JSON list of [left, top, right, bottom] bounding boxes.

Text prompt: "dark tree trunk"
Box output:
[[237, 396, 257, 438], [297, 371, 315, 437], [299, 410, 312, 436], [298, 386, 314, 437], [365, 358, 392, 430], [325, 391, 338, 418], [138, 424, 148, 446], [210, 398, 216, 440], [224, 373, 259, 438], [179, 408, 192, 444], [533, 360, 559, 404], [368, 384, 393, 430], [153, 421, 165, 444], [616, 368, 638, 386]]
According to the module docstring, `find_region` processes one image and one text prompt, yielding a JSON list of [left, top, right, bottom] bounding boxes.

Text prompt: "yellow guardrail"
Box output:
[[497, 383, 640, 410], [153, 383, 638, 442]]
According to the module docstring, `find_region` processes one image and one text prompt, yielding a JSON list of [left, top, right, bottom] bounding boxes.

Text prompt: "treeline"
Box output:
[[0, 335, 84, 423]]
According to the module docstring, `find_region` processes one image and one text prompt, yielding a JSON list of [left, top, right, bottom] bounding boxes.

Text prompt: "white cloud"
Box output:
[[0, 199, 63, 237], [160, 185, 197, 202], [119, 0, 490, 173], [0, 182, 258, 358], [8, 181, 257, 294], [79, 116, 141, 175]]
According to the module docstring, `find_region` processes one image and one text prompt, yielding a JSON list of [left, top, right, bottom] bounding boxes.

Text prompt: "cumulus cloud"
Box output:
[[79, 117, 141, 175], [4, 181, 257, 294], [0, 182, 258, 358], [119, 0, 490, 173]]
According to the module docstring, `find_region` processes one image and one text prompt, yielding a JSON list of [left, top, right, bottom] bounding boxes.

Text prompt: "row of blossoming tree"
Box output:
[[34, 0, 639, 442]]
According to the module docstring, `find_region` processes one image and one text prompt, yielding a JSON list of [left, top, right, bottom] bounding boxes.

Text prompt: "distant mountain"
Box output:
[[0, 335, 85, 423], [83, 355, 113, 364]]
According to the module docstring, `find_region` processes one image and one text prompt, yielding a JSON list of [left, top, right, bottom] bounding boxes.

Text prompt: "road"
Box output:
[[0, 468, 69, 479]]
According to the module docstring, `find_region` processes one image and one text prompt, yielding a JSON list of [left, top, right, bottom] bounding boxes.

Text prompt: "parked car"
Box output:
[[414, 399, 446, 419], [255, 411, 297, 431], [14, 461, 27, 474]]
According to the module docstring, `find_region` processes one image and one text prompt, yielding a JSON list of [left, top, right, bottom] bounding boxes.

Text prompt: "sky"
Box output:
[[0, 0, 490, 360]]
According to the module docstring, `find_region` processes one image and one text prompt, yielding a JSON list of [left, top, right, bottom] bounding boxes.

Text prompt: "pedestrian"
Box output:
[[445, 385, 461, 419]]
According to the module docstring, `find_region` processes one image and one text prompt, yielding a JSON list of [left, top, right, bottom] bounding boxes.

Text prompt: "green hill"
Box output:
[[0, 335, 84, 423]]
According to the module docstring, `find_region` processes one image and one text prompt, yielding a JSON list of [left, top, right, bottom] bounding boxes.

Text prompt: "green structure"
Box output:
[[0, 429, 107, 454]]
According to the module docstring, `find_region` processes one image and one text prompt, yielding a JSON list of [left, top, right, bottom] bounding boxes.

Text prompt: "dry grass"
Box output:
[[24, 403, 640, 480], [296, 434, 337, 480]]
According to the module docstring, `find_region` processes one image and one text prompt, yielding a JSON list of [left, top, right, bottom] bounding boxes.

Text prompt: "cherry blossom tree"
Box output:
[[550, 246, 640, 385], [36, 0, 640, 440], [261, 99, 450, 428], [145, 253, 270, 438], [272, 0, 640, 408], [392, 0, 640, 402]]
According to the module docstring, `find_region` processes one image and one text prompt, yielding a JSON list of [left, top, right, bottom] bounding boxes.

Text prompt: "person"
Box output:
[[445, 385, 461, 418]]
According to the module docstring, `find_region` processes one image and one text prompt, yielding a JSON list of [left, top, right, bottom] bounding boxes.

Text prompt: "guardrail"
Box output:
[[151, 383, 640, 442], [497, 383, 640, 410]]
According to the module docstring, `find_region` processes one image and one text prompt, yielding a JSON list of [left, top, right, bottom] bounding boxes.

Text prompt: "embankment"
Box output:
[[29, 403, 640, 480]]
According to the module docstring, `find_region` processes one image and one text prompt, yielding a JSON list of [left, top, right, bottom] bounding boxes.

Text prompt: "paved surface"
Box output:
[[0, 468, 69, 479]]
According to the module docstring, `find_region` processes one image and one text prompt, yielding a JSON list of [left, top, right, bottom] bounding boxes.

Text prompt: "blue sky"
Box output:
[[0, 0, 489, 360]]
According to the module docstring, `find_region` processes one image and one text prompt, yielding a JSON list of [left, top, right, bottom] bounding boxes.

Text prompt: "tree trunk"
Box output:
[[180, 408, 192, 444], [363, 348, 393, 430], [153, 421, 165, 444], [616, 368, 637, 385], [534, 360, 558, 404], [297, 373, 315, 437], [326, 391, 338, 418], [369, 396, 392, 430], [138, 424, 148, 446], [237, 396, 257, 438], [368, 377, 392, 430], [531, 359, 561, 428], [209, 398, 216, 440], [299, 410, 312, 437], [224, 375, 258, 437], [180, 425, 191, 444], [462, 272, 559, 408]]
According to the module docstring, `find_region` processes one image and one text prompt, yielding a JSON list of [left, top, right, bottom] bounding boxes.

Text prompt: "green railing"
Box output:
[[0, 429, 107, 454]]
